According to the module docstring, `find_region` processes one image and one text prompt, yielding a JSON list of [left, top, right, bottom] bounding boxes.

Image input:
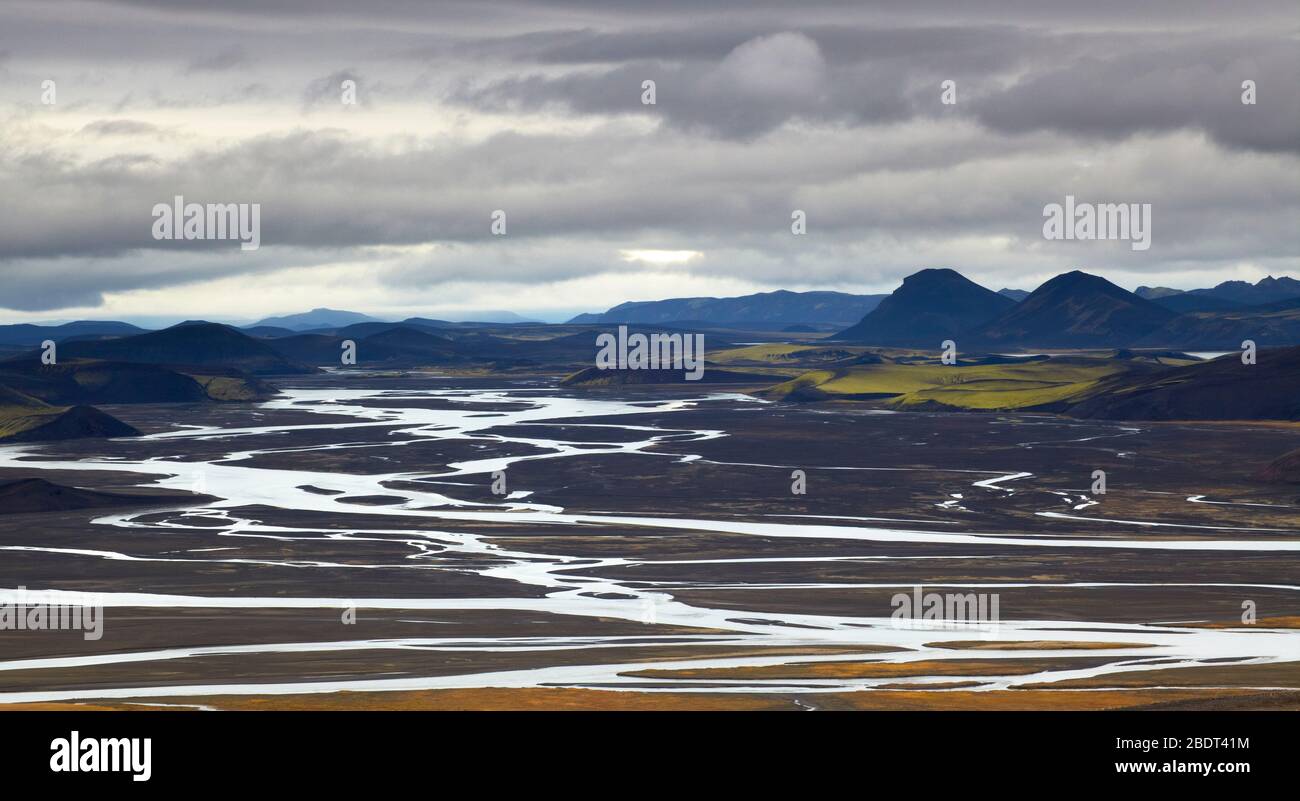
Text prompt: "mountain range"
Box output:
[[835, 269, 1014, 345], [833, 269, 1300, 350], [1137, 276, 1300, 306], [8, 272, 1297, 349], [4, 280, 1300, 444], [0, 478, 191, 515], [967, 271, 1176, 348], [0, 320, 146, 347], [57, 321, 315, 375], [568, 290, 886, 329], [253, 308, 380, 331], [251, 307, 537, 330], [1067, 345, 1300, 420]]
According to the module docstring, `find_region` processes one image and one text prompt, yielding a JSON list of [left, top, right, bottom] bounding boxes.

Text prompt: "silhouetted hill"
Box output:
[[268, 325, 479, 367], [571, 290, 886, 328], [360, 326, 464, 360], [253, 308, 378, 330], [1150, 294, 1246, 314], [0, 477, 191, 514], [1067, 346, 1300, 420], [1135, 298, 1300, 349], [998, 288, 1030, 302], [970, 270, 1175, 348], [0, 321, 146, 347], [398, 317, 456, 329], [1136, 277, 1300, 307], [0, 359, 208, 405], [57, 322, 315, 375], [264, 334, 348, 364], [561, 366, 784, 386], [1189, 276, 1300, 306], [1135, 286, 1184, 300], [835, 268, 1014, 346], [0, 405, 140, 443], [242, 325, 299, 338]]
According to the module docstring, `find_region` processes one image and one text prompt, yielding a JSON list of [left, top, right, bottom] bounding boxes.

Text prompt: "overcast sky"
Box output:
[[1, 0, 1297, 324]]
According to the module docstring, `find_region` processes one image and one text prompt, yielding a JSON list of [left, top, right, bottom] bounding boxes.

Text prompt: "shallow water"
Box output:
[[1, 383, 1297, 704]]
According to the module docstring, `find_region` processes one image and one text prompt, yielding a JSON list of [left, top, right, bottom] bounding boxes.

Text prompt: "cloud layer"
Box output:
[[0, 0, 1296, 322]]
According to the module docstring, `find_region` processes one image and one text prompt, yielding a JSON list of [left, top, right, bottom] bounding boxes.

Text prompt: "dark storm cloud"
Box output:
[[186, 44, 250, 73], [1, 0, 1297, 314], [69, 0, 1300, 24], [451, 24, 1298, 148], [974, 37, 1300, 154], [450, 22, 1042, 69], [9, 1, 1296, 151]]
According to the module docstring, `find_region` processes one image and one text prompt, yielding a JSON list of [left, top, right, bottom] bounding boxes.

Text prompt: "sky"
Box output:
[[1, 0, 1297, 325]]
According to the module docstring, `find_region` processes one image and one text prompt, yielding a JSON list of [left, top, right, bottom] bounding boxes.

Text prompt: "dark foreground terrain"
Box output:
[[1, 371, 1297, 710]]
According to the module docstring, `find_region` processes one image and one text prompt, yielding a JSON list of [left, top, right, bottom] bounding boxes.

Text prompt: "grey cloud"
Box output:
[[302, 70, 365, 109], [1, 0, 1297, 315], [453, 32, 914, 139], [468, 23, 1042, 70], [187, 45, 250, 73], [2, 122, 1293, 269], [0, 249, 286, 312], [974, 38, 1300, 154], [79, 119, 165, 137]]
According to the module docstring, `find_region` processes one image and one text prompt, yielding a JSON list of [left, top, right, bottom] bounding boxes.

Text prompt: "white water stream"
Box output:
[[0, 385, 1296, 703]]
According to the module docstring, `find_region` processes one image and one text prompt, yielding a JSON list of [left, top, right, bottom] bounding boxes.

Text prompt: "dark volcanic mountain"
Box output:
[[1189, 276, 1300, 306], [0, 477, 176, 514], [0, 405, 140, 443], [358, 326, 465, 361], [1149, 294, 1246, 314], [570, 290, 886, 329], [242, 325, 300, 338], [0, 358, 274, 404], [269, 325, 475, 367], [1135, 297, 1300, 349], [0, 359, 209, 405], [57, 322, 315, 375], [835, 269, 1014, 346], [1068, 345, 1300, 420], [998, 288, 1031, 302], [970, 270, 1176, 348], [1136, 277, 1300, 307], [561, 366, 785, 386], [0, 320, 146, 347], [1135, 286, 1185, 300]]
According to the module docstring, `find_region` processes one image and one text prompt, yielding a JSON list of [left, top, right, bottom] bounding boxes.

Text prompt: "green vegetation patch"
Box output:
[[762, 358, 1132, 411]]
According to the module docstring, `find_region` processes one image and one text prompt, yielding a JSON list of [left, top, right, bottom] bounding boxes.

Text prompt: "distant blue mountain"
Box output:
[[252, 308, 379, 331], [0, 320, 146, 347], [569, 290, 885, 328]]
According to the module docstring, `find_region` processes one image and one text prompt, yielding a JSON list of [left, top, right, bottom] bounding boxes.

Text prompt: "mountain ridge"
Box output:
[[570, 289, 886, 328], [969, 270, 1176, 348], [835, 268, 1015, 346]]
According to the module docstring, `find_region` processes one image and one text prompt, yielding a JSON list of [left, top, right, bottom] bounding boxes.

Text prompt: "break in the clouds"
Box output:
[[0, 0, 1297, 322]]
